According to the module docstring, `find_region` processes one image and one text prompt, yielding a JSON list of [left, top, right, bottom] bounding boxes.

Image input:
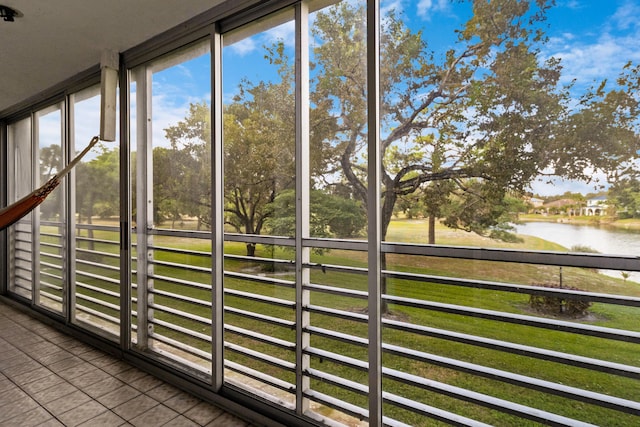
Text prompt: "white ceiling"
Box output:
[[0, 0, 225, 115]]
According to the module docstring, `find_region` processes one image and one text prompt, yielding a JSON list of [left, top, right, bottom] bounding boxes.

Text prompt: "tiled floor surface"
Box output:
[[0, 299, 250, 427]]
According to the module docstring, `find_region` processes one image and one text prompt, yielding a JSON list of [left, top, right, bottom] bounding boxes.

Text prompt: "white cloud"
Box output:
[[546, 2, 640, 87], [417, 0, 448, 20], [611, 0, 640, 31], [227, 37, 257, 57]]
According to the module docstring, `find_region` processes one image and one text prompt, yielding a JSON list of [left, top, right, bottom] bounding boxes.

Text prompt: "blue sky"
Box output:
[[145, 0, 640, 197]]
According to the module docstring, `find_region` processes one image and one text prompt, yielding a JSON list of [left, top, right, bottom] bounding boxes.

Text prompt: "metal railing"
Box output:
[[12, 224, 640, 426]]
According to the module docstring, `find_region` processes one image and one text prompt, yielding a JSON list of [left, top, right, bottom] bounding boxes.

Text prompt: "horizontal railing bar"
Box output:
[[225, 253, 295, 266], [382, 390, 495, 427], [76, 223, 119, 232], [76, 281, 120, 299], [11, 282, 31, 292], [384, 270, 640, 307], [304, 262, 368, 275], [303, 389, 368, 422], [75, 258, 120, 272], [225, 342, 295, 372], [306, 305, 368, 324], [39, 290, 62, 303], [150, 318, 211, 343], [384, 343, 640, 415], [75, 293, 120, 312], [382, 241, 640, 271], [40, 220, 64, 226], [149, 303, 212, 326], [148, 245, 210, 257], [151, 259, 211, 274], [75, 304, 120, 325], [40, 271, 62, 281], [150, 273, 211, 291], [306, 326, 368, 347], [383, 366, 595, 427], [382, 318, 640, 379], [149, 332, 212, 361], [75, 270, 120, 286], [144, 228, 211, 240], [306, 367, 367, 395], [151, 288, 211, 308], [39, 281, 62, 292], [385, 295, 640, 343], [40, 241, 62, 249], [40, 260, 62, 269], [225, 271, 295, 288], [225, 232, 295, 247], [224, 306, 295, 329], [13, 260, 33, 268], [224, 360, 294, 394], [304, 347, 368, 372], [12, 274, 32, 284], [75, 236, 120, 246], [224, 288, 296, 309], [303, 283, 368, 300], [75, 247, 121, 259], [225, 324, 295, 351], [303, 237, 368, 252]]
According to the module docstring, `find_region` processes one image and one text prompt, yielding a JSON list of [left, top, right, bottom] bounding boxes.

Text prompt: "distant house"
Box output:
[[542, 198, 579, 215], [581, 196, 609, 216], [527, 197, 545, 208]]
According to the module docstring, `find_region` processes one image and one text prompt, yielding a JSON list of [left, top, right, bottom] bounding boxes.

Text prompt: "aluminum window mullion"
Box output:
[[120, 59, 133, 350], [67, 96, 78, 324], [367, 0, 382, 425], [32, 111, 41, 306], [211, 26, 225, 391], [134, 66, 153, 350], [295, 1, 311, 416]]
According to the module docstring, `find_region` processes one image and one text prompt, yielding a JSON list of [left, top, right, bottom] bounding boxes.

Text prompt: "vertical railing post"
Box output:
[[134, 66, 153, 350], [120, 57, 132, 350], [32, 112, 41, 306], [295, 1, 311, 416], [0, 122, 6, 295], [367, 0, 382, 425], [67, 98, 77, 323]]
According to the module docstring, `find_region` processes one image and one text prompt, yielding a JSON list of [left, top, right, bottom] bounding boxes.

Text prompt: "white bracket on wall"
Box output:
[[100, 50, 119, 142]]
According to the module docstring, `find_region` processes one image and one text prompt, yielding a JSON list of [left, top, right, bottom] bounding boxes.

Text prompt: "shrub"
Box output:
[[529, 283, 592, 318]]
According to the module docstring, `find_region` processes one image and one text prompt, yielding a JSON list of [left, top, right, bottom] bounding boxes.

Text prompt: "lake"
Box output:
[[514, 221, 640, 281]]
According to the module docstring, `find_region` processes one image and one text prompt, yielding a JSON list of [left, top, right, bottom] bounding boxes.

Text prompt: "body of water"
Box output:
[[514, 221, 640, 281], [514, 221, 640, 256]]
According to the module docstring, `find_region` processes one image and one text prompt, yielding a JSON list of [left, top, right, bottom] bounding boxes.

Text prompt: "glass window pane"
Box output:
[[222, 6, 297, 405], [131, 39, 212, 373], [71, 85, 121, 337], [36, 103, 65, 314], [378, 2, 640, 425]]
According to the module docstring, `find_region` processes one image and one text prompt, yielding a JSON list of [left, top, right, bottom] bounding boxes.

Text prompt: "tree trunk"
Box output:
[[380, 190, 397, 315], [428, 214, 436, 245], [246, 242, 256, 257]]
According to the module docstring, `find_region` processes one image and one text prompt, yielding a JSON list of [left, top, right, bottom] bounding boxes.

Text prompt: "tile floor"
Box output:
[[0, 299, 251, 426]]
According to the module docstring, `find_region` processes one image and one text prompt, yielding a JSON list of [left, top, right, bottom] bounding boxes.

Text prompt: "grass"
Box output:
[[34, 218, 640, 426]]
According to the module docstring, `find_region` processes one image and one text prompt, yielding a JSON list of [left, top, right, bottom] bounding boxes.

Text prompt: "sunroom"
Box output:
[[1, 0, 640, 426]]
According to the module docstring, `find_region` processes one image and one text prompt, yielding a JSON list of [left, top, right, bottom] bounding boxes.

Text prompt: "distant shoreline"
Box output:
[[518, 214, 640, 230]]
